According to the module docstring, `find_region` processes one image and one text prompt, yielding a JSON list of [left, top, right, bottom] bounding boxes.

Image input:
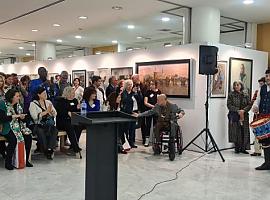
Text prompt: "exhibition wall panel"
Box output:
[[0, 43, 267, 150]]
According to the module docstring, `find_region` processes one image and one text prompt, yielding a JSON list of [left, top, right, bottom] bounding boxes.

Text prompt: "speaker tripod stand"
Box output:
[[182, 75, 225, 162]]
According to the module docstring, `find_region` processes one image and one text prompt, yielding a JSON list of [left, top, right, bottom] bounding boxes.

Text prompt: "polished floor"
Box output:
[[0, 135, 269, 200]]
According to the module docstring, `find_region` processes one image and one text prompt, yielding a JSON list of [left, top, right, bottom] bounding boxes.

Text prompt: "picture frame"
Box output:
[[72, 70, 86, 88], [111, 67, 133, 80], [229, 57, 253, 98], [210, 61, 227, 98], [136, 59, 191, 98]]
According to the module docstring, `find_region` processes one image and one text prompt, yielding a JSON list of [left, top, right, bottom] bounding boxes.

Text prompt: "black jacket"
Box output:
[[55, 97, 79, 130]]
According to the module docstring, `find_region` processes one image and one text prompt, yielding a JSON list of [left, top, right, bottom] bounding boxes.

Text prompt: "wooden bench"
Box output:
[[0, 131, 68, 152]]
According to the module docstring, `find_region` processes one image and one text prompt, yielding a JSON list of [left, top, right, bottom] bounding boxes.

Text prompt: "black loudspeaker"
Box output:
[[199, 45, 219, 75]]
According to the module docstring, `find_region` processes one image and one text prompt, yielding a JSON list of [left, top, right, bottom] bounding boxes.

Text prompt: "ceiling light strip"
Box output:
[[0, 0, 66, 26]]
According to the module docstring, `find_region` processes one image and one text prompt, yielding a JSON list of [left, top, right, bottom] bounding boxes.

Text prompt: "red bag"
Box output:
[[12, 141, 26, 169]]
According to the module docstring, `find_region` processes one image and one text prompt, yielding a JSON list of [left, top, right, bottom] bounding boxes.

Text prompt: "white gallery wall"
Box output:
[[0, 43, 268, 151]]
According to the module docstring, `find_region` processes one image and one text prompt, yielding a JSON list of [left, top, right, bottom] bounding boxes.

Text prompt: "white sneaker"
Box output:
[[144, 138, 149, 147]]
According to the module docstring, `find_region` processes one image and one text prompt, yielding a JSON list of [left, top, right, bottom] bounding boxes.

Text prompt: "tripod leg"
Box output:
[[207, 130, 225, 162], [182, 128, 207, 152]]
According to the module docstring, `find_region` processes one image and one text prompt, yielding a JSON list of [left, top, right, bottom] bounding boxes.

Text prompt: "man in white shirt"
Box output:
[[252, 69, 270, 170], [91, 76, 106, 111]]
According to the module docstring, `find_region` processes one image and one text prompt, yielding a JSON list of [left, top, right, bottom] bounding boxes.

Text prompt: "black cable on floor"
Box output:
[[137, 154, 206, 200]]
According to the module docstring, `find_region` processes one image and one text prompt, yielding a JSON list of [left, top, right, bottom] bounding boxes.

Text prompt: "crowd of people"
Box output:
[[1, 66, 269, 171], [0, 66, 168, 170]]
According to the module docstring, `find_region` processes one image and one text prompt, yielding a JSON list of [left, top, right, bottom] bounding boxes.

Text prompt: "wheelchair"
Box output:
[[152, 122, 183, 161]]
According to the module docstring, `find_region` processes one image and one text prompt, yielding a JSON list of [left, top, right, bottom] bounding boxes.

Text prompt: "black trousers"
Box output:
[[3, 131, 32, 164], [0, 141, 6, 157], [145, 116, 157, 138], [140, 117, 147, 143], [59, 123, 81, 152], [35, 126, 57, 152]]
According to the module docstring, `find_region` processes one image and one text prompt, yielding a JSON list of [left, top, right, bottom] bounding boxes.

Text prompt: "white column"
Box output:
[[191, 7, 220, 43], [246, 23, 257, 49], [35, 42, 56, 61], [182, 8, 191, 44]]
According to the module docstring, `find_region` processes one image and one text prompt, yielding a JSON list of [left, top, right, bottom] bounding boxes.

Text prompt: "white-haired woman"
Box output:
[[227, 81, 252, 154], [55, 86, 82, 154], [120, 79, 141, 148]]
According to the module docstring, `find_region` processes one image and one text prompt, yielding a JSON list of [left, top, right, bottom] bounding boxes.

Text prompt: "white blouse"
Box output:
[[29, 100, 57, 124]]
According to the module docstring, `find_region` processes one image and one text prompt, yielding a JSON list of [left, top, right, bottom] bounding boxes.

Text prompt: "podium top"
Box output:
[[71, 111, 137, 126]]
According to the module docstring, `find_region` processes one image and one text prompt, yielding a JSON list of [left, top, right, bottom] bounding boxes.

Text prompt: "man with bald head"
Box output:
[[134, 94, 185, 154]]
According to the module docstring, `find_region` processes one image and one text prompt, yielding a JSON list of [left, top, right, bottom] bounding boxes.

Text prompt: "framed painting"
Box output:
[[229, 57, 253, 97], [111, 67, 133, 80], [136, 59, 191, 98], [210, 61, 227, 98], [72, 70, 86, 88]]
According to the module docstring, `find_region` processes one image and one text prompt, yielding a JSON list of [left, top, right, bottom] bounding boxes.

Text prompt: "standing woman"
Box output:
[[0, 88, 33, 170], [0, 75, 6, 158], [227, 81, 252, 154], [144, 81, 161, 147], [0, 75, 5, 100], [120, 79, 141, 148], [73, 78, 84, 102]]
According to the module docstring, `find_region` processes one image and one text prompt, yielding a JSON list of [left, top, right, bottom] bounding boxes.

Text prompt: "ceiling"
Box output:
[[0, 0, 270, 60]]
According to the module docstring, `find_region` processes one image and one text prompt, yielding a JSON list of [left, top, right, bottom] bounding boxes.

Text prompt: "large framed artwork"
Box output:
[[111, 67, 133, 80], [210, 61, 227, 98], [136, 59, 191, 98], [72, 70, 86, 88], [229, 57, 253, 97], [98, 68, 111, 86]]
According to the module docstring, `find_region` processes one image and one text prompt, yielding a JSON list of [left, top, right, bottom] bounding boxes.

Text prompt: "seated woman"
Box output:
[[83, 87, 100, 112], [0, 88, 33, 170], [29, 86, 58, 160], [55, 86, 82, 154]]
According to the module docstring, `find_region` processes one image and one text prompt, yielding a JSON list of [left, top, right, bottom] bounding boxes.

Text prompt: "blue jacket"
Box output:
[[86, 99, 100, 112]]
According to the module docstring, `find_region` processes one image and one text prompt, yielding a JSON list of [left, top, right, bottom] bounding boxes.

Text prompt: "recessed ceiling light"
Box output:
[[162, 17, 170, 22], [137, 36, 142, 39], [112, 40, 118, 44], [18, 47, 24, 50], [112, 6, 123, 10], [79, 16, 88, 19], [53, 23, 61, 27], [127, 25, 135, 29], [26, 53, 31, 56], [0, 52, 2, 54], [32, 29, 38, 32], [126, 47, 133, 51], [75, 35, 82, 39], [95, 51, 101, 55], [243, 0, 254, 4], [56, 39, 63, 43], [32, 44, 35, 47], [164, 43, 172, 47], [68, 55, 73, 58]]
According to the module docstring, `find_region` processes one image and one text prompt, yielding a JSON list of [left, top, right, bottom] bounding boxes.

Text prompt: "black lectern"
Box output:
[[71, 111, 136, 200]]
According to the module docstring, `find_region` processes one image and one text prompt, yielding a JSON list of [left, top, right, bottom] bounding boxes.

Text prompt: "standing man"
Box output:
[[29, 67, 54, 101], [250, 77, 265, 156], [55, 71, 70, 97], [253, 69, 270, 170], [106, 76, 117, 99], [89, 75, 106, 111], [132, 74, 147, 144]]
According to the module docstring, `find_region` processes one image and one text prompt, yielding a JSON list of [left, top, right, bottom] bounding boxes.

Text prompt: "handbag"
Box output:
[[40, 115, 55, 127], [227, 111, 240, 122], [12, 141, 26, 169]]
